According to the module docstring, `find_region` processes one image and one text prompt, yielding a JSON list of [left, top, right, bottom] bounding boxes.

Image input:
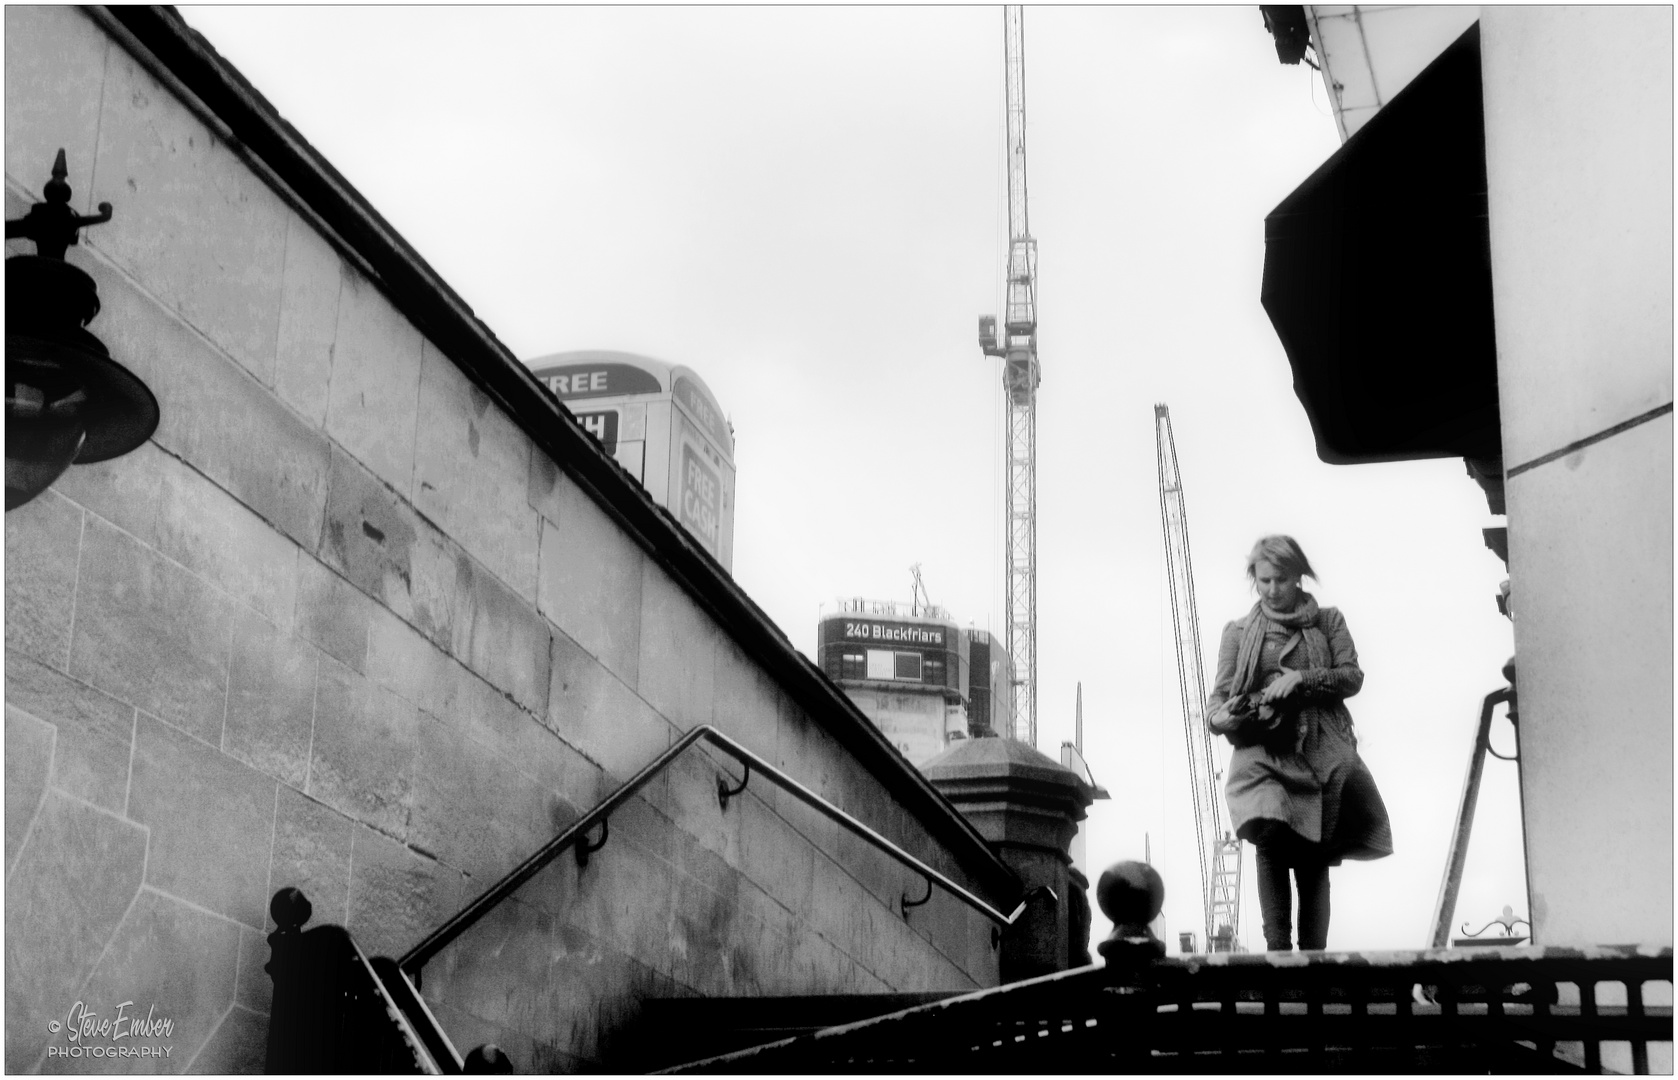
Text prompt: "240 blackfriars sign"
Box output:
[[832, 620, 945, 647]]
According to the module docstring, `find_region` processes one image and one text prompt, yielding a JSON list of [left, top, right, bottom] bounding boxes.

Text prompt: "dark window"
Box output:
[[840, 651, 866, 680], [923, 658, 946, 687], [894, 652, 921, 681]]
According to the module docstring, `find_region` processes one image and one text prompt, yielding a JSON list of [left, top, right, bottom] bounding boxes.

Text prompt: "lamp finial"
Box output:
[[4, 150, 112, 260]]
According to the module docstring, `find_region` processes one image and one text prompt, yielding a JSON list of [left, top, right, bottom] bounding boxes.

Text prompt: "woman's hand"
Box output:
[[1207, 700, 1233, 729], [1261, 669, 1305, 702]]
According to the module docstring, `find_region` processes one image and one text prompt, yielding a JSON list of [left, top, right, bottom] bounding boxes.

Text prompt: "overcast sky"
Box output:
[[179, 5, 1522, 956]]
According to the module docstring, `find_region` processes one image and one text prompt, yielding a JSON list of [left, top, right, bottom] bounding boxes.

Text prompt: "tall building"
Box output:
[[965, 628, 1016, 740], [817, 600, 1016, 766], [528, 350, 737, 572]]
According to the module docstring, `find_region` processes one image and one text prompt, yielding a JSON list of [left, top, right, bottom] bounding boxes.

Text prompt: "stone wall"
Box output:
[[4, 7, 1007, 1072]]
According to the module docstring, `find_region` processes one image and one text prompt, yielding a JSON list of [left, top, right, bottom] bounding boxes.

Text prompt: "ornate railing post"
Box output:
[[264, 887, 316, 1073]]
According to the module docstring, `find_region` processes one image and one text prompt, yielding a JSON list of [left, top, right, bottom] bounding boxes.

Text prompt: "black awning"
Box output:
[[1261, 23, 1500, 466]]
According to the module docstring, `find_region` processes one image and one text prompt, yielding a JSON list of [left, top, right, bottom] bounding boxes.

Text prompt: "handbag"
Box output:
[[1209, 692, 1286, 749], [1210, 628, 1308, 752], [1209, 671, 1301, 752]]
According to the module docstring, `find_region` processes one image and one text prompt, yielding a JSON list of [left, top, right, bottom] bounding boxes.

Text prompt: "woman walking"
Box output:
[[1207, 535, 1392, 951]]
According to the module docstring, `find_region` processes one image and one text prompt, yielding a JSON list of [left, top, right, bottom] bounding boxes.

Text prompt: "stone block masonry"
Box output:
[[5, 6, 1012, 1074]]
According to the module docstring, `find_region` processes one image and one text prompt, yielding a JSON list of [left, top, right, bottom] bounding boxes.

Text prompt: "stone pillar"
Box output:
[[923, 737, 1097, 982]]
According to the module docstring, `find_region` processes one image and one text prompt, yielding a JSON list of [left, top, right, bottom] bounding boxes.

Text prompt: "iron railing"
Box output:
[[1431, 684, 1520, 947], [399, 724, 1031, 979], [665, 944, 1673, 1074], [264, 887, 460, 1074]]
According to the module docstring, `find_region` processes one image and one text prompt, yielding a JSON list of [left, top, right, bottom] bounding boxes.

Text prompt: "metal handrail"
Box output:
[[400, 724, 1029, 975]]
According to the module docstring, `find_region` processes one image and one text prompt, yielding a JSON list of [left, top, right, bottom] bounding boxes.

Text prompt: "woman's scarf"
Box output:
[[1230, 592, 1333, 697]]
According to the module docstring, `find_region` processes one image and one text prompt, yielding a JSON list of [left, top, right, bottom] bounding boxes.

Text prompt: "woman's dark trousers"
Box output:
[[1254, 843, 1330, 950]]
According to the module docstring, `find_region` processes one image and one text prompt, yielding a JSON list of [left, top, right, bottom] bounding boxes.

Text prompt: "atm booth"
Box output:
[[528, 350, 736, 573]]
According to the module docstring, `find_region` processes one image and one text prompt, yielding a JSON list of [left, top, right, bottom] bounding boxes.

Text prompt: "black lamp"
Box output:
[[6, 150, 158, 510]]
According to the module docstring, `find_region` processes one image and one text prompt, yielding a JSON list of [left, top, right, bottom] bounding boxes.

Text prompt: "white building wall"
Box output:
[[1480, 5, 1674, 948], [1481, 6, 1674, 466], [842, 688, 949, 767], [1502, 418, 1672, 947]]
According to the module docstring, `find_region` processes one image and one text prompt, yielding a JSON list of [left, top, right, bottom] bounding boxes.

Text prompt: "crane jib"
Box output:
[[1156, 405, 1245, 951]]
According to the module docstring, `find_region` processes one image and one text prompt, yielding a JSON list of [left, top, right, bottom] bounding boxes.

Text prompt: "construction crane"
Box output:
[[978, 5, 1041, 747], [1154, 404, 1243, 952], [909, 563, 933, 617]]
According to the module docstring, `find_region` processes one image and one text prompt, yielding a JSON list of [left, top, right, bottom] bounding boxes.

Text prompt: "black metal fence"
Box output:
[[667, 945, 1673, 1074], [264, 888, 449, 1074]]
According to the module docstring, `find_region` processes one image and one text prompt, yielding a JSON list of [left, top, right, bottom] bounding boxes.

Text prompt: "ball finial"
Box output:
[[269, 886, 313, 931], [1096, 860, 1167, 967], [1096, 860, 1165, 925], [465, 1044, 514, 1073]]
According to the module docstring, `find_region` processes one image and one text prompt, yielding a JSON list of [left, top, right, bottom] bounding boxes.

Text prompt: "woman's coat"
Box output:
[[1207, 605, 1393, 863]]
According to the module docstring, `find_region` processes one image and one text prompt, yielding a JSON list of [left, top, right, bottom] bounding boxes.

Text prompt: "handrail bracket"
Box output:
[[717, 763, 750, 811], [575, 818, 609, 868], [901, 876, 933, 918]]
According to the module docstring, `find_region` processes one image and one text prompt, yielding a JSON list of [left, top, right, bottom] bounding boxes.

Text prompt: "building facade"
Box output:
[[965, 628, 1016, 740], [817, 599, 970, 766], [817, 602, 1022, 767], [1261, 4, 1671, 949]]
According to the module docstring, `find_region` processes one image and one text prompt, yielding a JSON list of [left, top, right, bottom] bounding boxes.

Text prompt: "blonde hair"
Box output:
[[1246, 535, 1316, 583]]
